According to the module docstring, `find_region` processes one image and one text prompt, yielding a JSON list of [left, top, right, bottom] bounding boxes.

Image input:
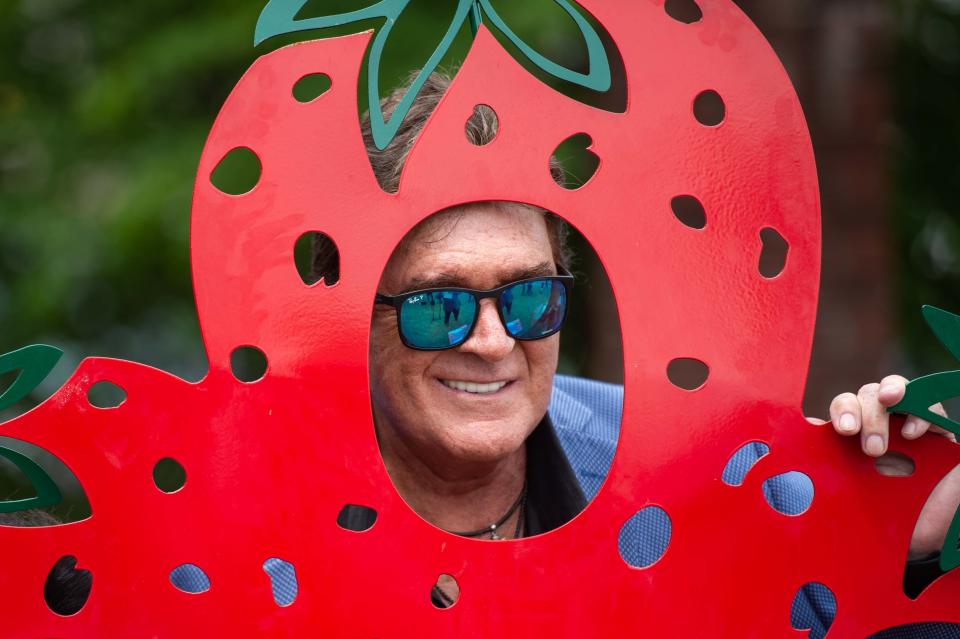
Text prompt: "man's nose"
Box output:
[[459, 299, 514, 361]]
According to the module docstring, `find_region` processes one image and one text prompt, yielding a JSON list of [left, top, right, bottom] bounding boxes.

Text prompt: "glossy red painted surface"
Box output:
[[2, 1, 959, 636]]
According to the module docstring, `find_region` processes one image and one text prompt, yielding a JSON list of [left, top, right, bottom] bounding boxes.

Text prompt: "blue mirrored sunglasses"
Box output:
[[375, 267, 574, 351]]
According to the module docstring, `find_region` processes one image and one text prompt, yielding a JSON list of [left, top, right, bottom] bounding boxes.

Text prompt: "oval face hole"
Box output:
[[551, 133, 600, 189], [87, 381, 126, 409], [153, 457, 187, 493], [210, 147, 261, 195], [431, 574, 459, 609], [336, 504, 378, 532], [294, 231, 340, 287], [465, 104, 498, 146], [791, 582, 836, 638], [693, 90, 726, 126], [44, 555, 92, 616], [762, 471, 814, 516], [170, 564, 210, 594], [667, 358, 709, 390], [292, 73, 331, 103], [370, 204, 624, 537], [759, 227, 789, 278], [665, 0, 703, 23], [263, 558, 298, 606], [671, 195, 707, 229], [721, 442, 770, 486], [875, 451, 915, 477], [618, 505, 672, 568], [230, 346, 268, 383]]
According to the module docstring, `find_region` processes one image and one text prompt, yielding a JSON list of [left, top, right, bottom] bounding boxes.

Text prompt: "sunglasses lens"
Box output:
[[399, 291, 478, 349], [500, 279, 567, 340]]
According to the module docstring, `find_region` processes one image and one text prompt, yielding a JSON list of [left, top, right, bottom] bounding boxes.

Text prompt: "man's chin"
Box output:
[[439, 421, 534, 465]]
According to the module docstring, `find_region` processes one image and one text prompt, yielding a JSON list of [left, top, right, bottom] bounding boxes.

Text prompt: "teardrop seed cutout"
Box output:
[[551, 133, 600, 190], [292, 73, 331, 103], [210, 147, 261, 195], [336, 504, 378, 532], [87, 381, 126, 409], [618, 506, 672, 568], [230, 346, 268, 383], [465, 104, 498, 146], [762, 471, 814, 515], [759, 227, 789, 278], [45, 555, 92, 616], [791, 582, 836, 638], [667, 358, 709, 391], [694, 90, 725, 126], [721, 442, 770, 486], [665, 0, 703, 24], [875, 451, 915, 477], [294, 231, 339, 286], [264, 558, 298, 606], [671, 195, 707, 229], [170, 564, 210, 594], [431, 574, 460, 609], [153, 457, 187, 493]]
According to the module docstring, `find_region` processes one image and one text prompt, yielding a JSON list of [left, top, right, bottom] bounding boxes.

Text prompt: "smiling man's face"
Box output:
[[369, 202, 560, 477]]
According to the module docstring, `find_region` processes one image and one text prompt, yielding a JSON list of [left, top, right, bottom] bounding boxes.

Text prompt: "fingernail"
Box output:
[[879, 385, 894, 396], [839, 413, 857, 432], [866, 434, 885, 456], [904, 422, 918, 437]]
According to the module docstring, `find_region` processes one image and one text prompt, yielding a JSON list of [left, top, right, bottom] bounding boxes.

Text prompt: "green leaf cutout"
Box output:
[[254, 0, 613, 150], [0, 345, 63, 413], [478, 0, 611, 92], [0, 446, 62, 514], [888, 306, 960, 436]]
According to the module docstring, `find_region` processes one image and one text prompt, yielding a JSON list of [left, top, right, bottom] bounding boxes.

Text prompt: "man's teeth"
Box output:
[[441, 380, 509, 394]]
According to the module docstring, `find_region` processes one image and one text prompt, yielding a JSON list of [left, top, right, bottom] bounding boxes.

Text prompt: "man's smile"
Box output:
[[439, 379, 513, 395]]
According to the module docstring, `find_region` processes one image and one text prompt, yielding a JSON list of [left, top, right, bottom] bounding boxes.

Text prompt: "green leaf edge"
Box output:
[[478, 0, 611, 93], [0, 344, 63, 413], [254, 0, 395, 47], [0, 446, 62, 514]]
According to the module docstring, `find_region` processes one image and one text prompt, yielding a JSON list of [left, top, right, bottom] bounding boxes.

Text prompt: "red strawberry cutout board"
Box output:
[[2, 0, 960, 636]]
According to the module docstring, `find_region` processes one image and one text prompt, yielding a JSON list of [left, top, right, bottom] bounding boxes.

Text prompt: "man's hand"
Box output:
[[821, 375, 960, 560]]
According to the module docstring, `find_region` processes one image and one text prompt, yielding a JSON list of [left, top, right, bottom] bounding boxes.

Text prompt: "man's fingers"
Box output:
[[877, 374, 908, 407], [902, 415, 931, 440], [858, 382, 889, 457], [928, 404, 957, 441], [830, 392, 862, 436], [901, 402, 953, 440]]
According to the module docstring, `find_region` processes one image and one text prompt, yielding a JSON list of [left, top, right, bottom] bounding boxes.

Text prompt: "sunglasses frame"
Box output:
[[374, 266, 574, 351]]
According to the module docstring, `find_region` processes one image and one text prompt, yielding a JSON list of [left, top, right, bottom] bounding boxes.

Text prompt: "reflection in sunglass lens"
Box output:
[[500, 279, 566, 340], [399, 291, 478, 349]]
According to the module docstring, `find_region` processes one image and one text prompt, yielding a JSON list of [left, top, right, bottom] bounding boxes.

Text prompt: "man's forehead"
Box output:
[[405, 202, 547, 243], [399, 260, 556, 292], [383, 203, 554, 289]]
